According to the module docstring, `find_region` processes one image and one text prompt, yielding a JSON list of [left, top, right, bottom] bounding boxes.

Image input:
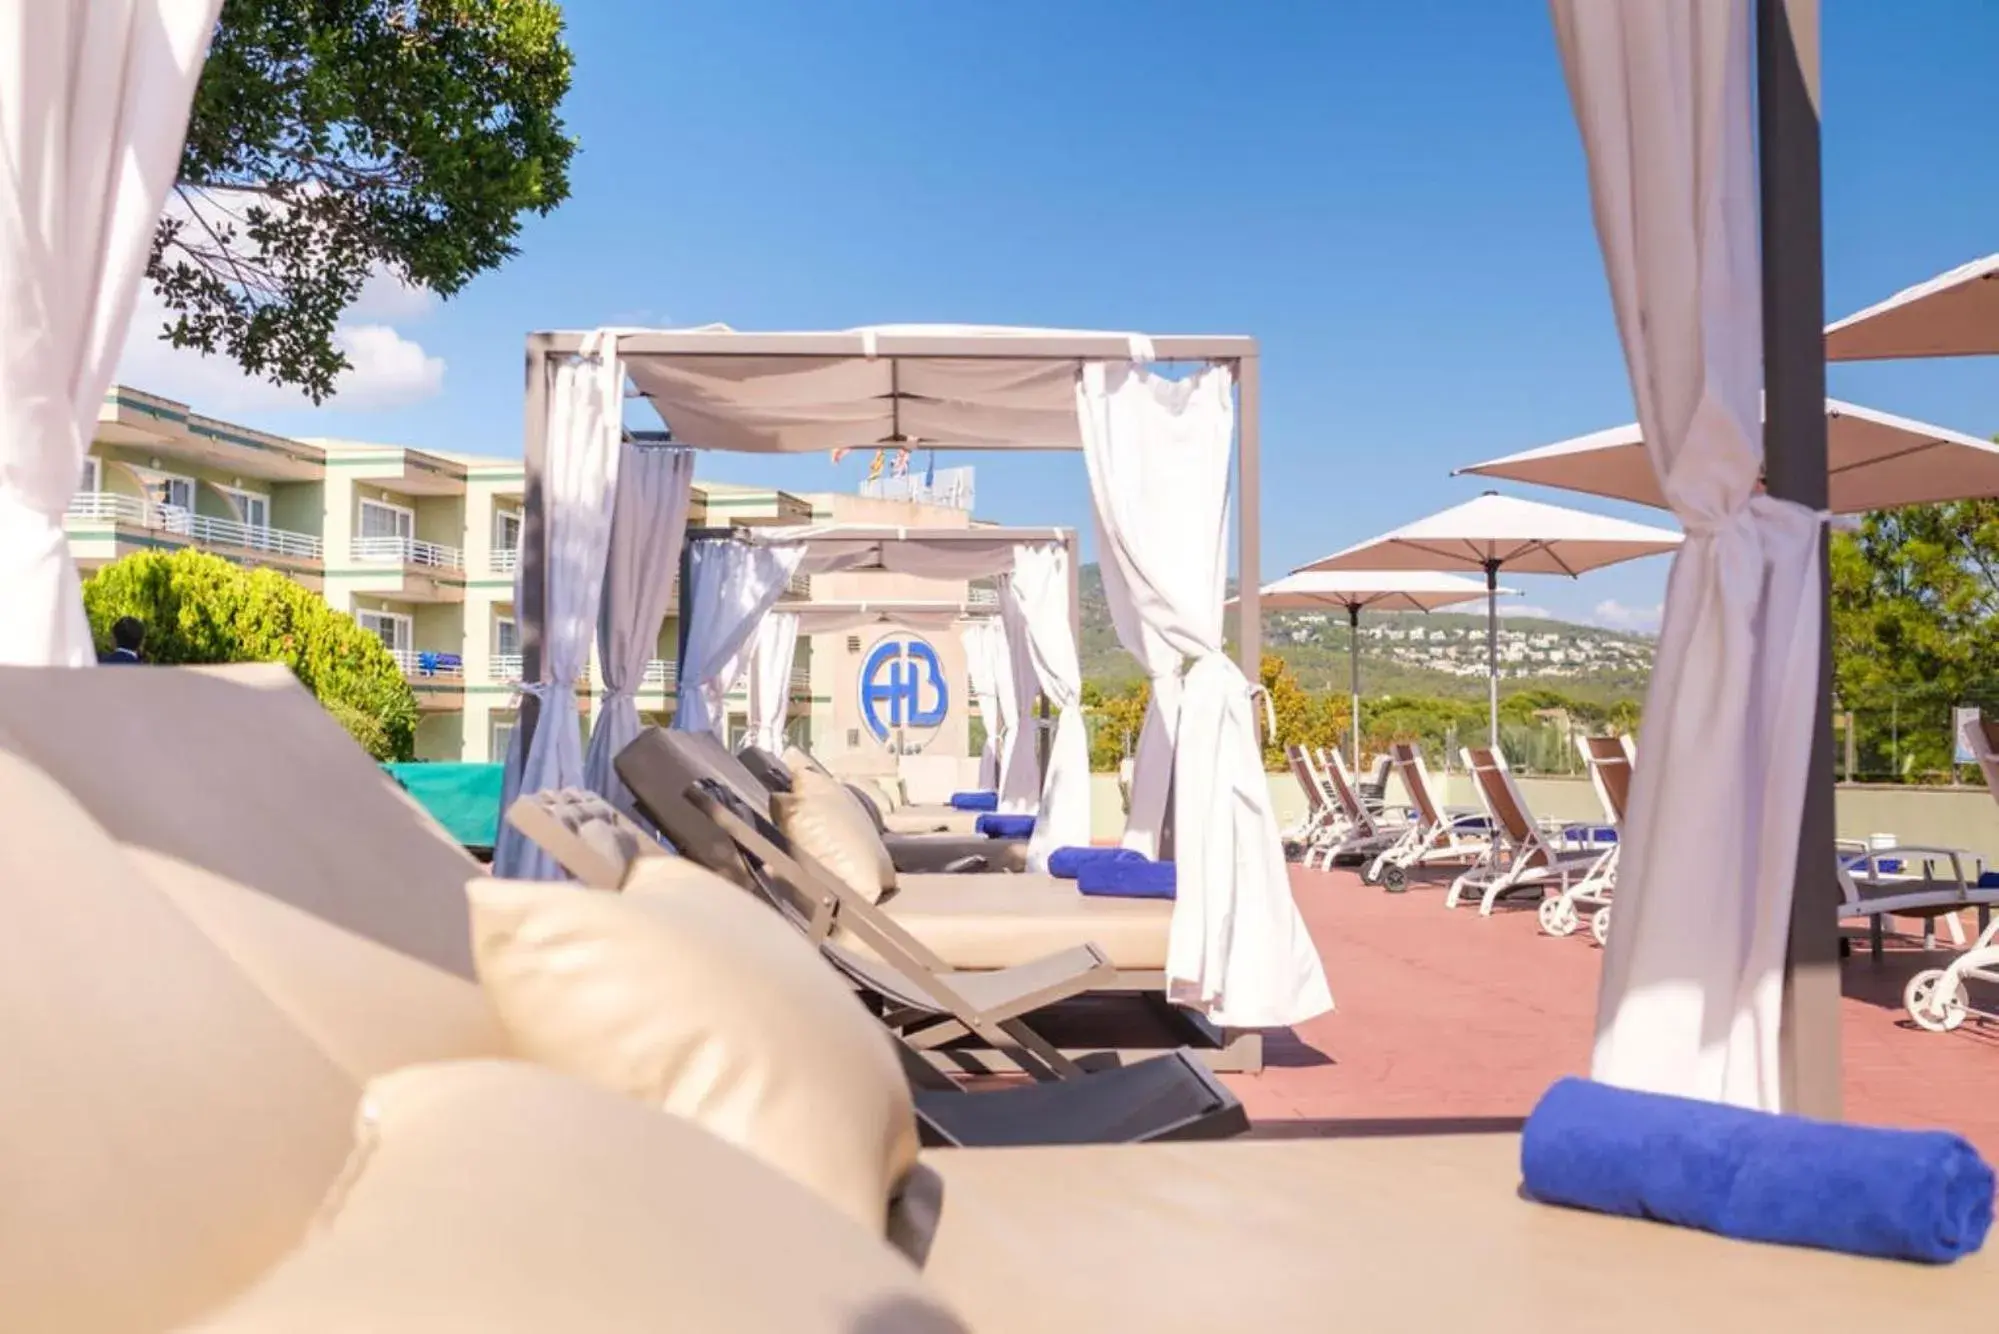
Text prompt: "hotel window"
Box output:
[[356, 609, 412, 655], [359, 497, 415, 542], [491, 716, 517, 761], [78, 456, 101, 493], [495, 507, 522, 551], [220, 486, 270, 532], [495, 616, 519, 658], [154, 473, 195, 512]]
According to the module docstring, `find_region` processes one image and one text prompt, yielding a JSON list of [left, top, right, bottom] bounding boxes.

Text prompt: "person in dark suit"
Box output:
[[101, 617, 146, 665]]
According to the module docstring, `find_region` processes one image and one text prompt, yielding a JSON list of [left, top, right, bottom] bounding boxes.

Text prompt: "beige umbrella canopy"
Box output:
[[1826, 254, 1999, 361], [1230, 570, 1511, 767], [1302, 493, 1681, 744], [1455, 399, 1999, 513]]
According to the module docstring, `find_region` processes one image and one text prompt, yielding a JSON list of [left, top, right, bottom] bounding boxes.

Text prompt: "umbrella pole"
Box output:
[[1485, 561, 1500, 747], [1348, 604, 1362, 770]]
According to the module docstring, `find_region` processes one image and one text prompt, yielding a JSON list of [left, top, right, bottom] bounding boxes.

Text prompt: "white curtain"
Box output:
[[0, 2, 223, 665], [494, 333, 626, 879], [964, 620, 1005, 789], [1079, 361, 1332, 1028], [1554, 0, 1819, 1109], [995, 577, 1042, 814], [674, 538, 806, 736], [743, 610, 801, 753], [581, 443, 694, 815], [1002, 543, 1089, 870]]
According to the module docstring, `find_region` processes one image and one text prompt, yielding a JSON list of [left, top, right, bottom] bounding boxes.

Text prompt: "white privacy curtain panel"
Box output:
[[1079, 361, 1332, 1028], [964, 620, 1005, 789], [581, 444, 695, 815], [494, 333, 626, 878], [743, 610, 801, 753], [0, 1, 223, 665], [674, 539, 806, 736], [1003, 544, 1089, 868], [994, 580, 1041, 815], [1554, 0, 1818, 1109]]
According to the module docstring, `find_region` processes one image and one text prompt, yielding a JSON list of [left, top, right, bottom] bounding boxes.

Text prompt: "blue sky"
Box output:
[[120, 2, 1999, 630]]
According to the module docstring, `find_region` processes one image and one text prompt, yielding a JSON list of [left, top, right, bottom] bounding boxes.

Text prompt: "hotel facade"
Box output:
[[73, 386, 990, 766]]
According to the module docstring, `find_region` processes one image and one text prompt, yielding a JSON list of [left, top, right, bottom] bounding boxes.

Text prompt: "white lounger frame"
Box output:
[[1363, 744, 1490, 890], [1448, 746, 1608, 915], [1538, 734, 1633, 944]]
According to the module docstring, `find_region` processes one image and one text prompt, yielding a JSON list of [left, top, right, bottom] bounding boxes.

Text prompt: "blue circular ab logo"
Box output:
[[859, 634, 950, 751]]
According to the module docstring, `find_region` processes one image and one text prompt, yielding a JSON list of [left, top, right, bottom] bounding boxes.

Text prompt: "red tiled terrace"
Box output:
[[1222, 865, 1999, 1160]]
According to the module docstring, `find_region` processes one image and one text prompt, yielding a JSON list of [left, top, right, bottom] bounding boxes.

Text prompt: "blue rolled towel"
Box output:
[[949, 791, 999, 812], [1047, 846, 1146, 880], [1078, 859, 1176, 900], [1521, 1077, 1994, 1263], [976, 813, 1035, 839]]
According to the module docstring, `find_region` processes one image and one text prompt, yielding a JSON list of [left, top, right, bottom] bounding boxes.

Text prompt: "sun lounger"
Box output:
[[1836, 841, 1999, 962], [1447, 746, 1607, 915], [1363, 743, 1492, 890], [1310, 745, 1411, 868], [1539, 734, 1631, 942], [1281, 744, 1342, 864], [737, 742, 1029, 872]]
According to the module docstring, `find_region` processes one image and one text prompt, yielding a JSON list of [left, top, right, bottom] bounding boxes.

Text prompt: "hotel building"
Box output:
[[73, 386, 990, 766]]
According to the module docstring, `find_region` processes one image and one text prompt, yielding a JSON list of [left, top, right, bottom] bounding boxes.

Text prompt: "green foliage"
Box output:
[[154, 0, 575, 399], [1082, 677, 1152, 771], [83, 549, 419, 760], [1830, 502, 1999, 781]]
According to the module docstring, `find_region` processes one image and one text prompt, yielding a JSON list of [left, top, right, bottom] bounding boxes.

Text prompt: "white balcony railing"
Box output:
[[785, 571, 811, 598], [643, 658, 678, 688], [861, 465, 976, 511], [967, 585, 1000, 609], [491, 652, 523, 681], [352, 535, 464, 570], [66, 491, 323, 559], [490, 547, 518, 575], [386, 648, 464, 679]]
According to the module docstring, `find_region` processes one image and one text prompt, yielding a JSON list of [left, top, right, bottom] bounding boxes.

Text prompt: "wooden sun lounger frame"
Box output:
[[1448, 746, 1608, 916], [1363, 743, 1492, 890]]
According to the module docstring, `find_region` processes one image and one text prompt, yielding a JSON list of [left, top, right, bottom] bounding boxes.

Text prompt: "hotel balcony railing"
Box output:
[[967, 585, 1001, 609], [352, 535, 464, 570], [491, 546, 518, 575], [66, 491, 323, 559], [491, 652, 523, 681], [387, 648, 464, 679]]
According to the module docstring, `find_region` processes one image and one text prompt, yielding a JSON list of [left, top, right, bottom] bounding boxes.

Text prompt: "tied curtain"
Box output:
[[581, 443, 695, 816], [1001, 543, 1090, 868], [1078, 361, 1332, 1028], [1553, 0, 1821, 1108], [494, 334, 626, 878], [994, 575, 1043, 815], [0, 1, 224, 665], [742, 610, 801, 754], [963, 619, 1006, 788], [674, 539, 805, 736]]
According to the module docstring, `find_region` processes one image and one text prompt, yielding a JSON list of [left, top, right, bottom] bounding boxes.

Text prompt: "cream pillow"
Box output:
[[185, 1061, 965, 1334], [468, 867, 919, 1233], [775, 765, 898, 904]]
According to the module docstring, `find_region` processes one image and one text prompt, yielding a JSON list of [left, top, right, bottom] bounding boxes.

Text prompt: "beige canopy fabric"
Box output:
[[746, 522, 1069, 578], [1300, 492, 1682, 577], [1826, 253, 1999, 361], [603, 325, 1254, 454], [1238, 569, 1511, 614], [1457, 399, 1999, 513]]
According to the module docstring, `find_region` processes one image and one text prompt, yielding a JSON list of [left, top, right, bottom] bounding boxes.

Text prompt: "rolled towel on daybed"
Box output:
[[1077, 859, 1176, 900], [976, 814, 1035, 840], [949, 791, 1000, 812], [1520, 1077, 1994, 1264], [1047, 846, 1146, 879]]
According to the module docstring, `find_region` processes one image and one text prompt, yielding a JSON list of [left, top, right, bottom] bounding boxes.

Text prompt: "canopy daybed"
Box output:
[[672, 521, 1068, 830], [498, 325, 1331, 1032]]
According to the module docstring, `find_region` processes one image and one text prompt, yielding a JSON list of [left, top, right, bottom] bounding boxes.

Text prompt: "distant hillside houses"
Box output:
[[1273, 613, 1653, 682]]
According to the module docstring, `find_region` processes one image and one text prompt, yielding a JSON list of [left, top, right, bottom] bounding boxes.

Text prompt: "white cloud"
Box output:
[[348, 268, 438, 323], [117, 278, 444, 413], [1591, 599, 1663, 633]]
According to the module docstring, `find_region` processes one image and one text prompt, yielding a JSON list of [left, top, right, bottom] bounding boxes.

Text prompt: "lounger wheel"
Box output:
[[1538, 897, 1579, 937], [1905, 969, 1968, 1033], [1380, 864, 1407, 893], [1590, 905, 1610, 947], [1360, 861, 1382, 886]]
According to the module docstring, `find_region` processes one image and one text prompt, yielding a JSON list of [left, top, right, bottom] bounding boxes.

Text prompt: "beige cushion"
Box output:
[[784, 743, 833, 778], [0, 745, 359, 1334], [881, 874, 1172, 971], [468, 866, 919, 1233], [884, 806, 981, 836], [914, 1133, 1998, 1332], [775, 765, 897, 905], [188, 1061, 965, 1334]]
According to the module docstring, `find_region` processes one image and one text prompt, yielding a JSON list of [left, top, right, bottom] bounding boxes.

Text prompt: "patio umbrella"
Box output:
[[1229, 570, 1508, 768], [1455, 399, 1999, 512], [1826, 253, 1999, 361], [1298, 492, 1682, 745]]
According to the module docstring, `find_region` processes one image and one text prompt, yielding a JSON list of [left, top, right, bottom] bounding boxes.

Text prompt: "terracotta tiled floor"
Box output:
[[1225, 865, 1999, 1158]]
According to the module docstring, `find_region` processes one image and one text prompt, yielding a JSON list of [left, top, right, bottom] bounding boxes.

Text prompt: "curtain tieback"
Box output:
[[1184, 649, 1274, 731], [1677, 493, 1827, 541]]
